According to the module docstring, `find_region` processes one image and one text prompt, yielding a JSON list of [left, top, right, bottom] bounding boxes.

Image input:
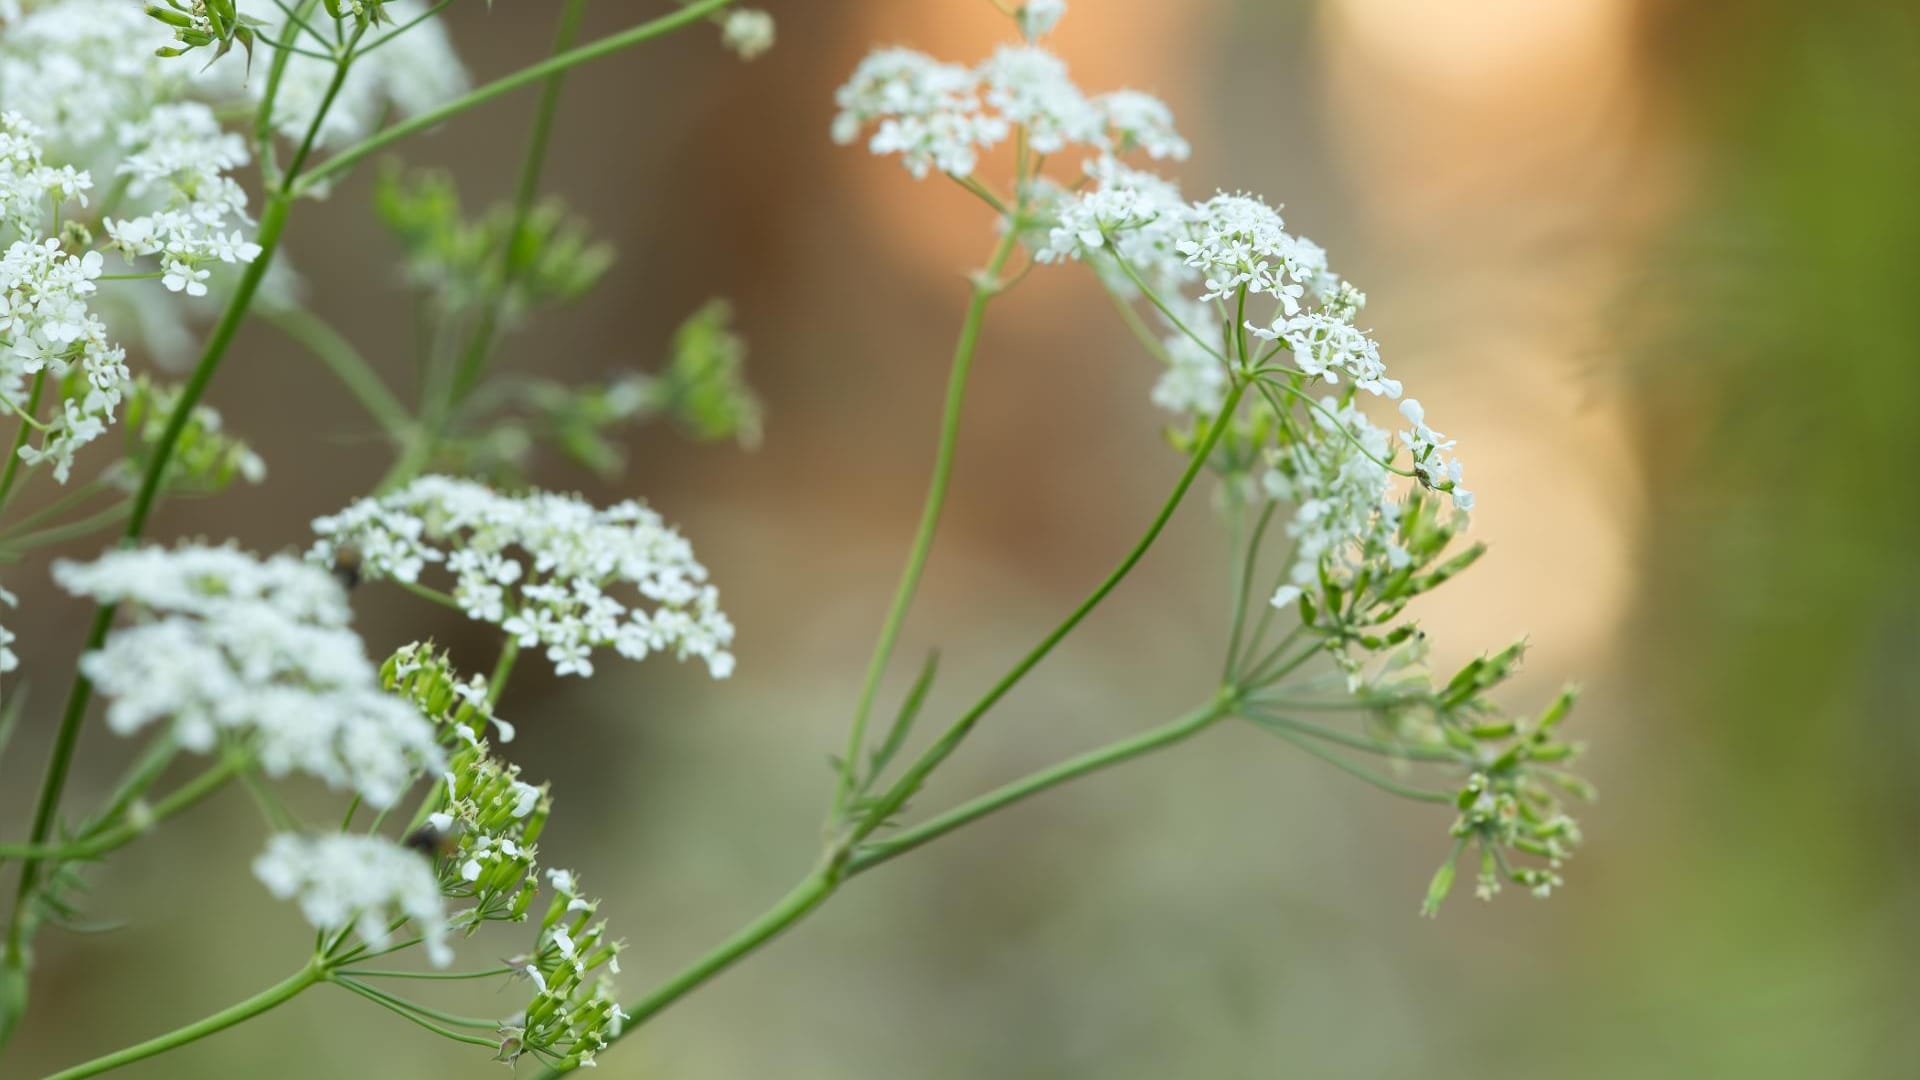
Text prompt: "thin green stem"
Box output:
[[0, 501, 131, 554], [851, 378, 1250, 846], [485, 638, 519, 709], [1254, 375, 1417, 478], [1223, 499, 1278, 682], [356, 0, 453, 57], [38, 961, 322, 1080], [1111, 254, 1225, 363], [262, 305, 412, 437], [1103, 285, 1175, 368], [0, 370, 47, 516], [395, 578, 463, 611], [0, 477, 109, 541], [0, 757, 240, 861], [330, 976, 502, 1030], [329, 977, 501, 1048], [848, 696, 1234, 873], [1241, 709, 1456, 762], [833, 228, 1022, 817], [949, 173, 1009, 215], [443, 0, 589, 412], [335, 965, 514, 982], [1250, 718, 1454, 803], [530, 867, 837, 1079], [295, 0, 741, 193]]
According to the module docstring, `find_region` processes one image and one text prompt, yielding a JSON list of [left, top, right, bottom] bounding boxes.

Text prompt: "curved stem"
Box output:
[[1249, 718, 1454, 804], [39, 961, 322, 1080], [0, 370, 46, 516], [295, 0, 740, 194], [850, 378, 1249, 845], [444, 0, 589, 410], [6, 17, 364, 983], [847, 696, 1234, 873], [0, 757, 240, 861], [528, 868, 837, 1079], [262, 305, 412, 437], [833, 229, 1022, 816], [1223, 499, 1278, 682]]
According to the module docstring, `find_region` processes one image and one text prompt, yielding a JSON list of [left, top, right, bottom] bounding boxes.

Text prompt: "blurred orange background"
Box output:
[[4, 0, 1916, 1076]]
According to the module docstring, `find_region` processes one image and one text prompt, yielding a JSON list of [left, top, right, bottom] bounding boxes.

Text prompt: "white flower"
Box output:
[[1248, 313, 1401, 399], [310, 476, 737, 679], [0, 583, 17, 678], [1039, 157, 1193, 299], [103, 103, 260, 290], [831, 48, 1007, 179], [54, 545, 444, 808], [978, 46, 1103, 155], [2, 229, 130, 483], [1094, 90, 1189, 161], [1399, 398, 1473, 511], [1263, 397, 1405, 589], [1177, 192, 1311, 310], [1016, 0, 1068, 40], [253, 833, 451, 966], [720, 9, 775, 61]]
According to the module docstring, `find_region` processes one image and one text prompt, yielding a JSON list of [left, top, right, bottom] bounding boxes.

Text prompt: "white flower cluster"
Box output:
[[0, 163, 130, 483], [832, 15, 1187, 180], [1017, 0, 1069, 42], [1249, 312, 1400, 399], [103, 103, 261, 297], [510, 867, 630, 1070], [0, 582, 17, 680], [1264, 397, 1403, 593], [0, 2, 274, 483], [720, 8, 776, 61], [53, 545, 445, 808], [0, 0, 189, 149], [311, 476, 736, 679], [1026, 114, 1474, 560], [254, 833, 451, 966]]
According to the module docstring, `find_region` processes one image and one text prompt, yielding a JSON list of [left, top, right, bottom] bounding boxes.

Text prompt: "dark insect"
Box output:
[[330, 545, 364, 590], [403, 825, 457, 861]]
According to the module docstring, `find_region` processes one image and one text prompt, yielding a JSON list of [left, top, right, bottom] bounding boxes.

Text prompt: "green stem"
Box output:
[[851, 377, 1249, 845], [262, 305, 412, 437], [4, 26, 344, 966], [530, 868, 837, 1079], [443, 0, 589, 410], [331, 978, 501, 1048], [0, 370, 46, 516], [1223, 499, 1278, 682], [485, 638, 519, 709], [0, 758, 240, 861], [334, 965, 513, 981], [294, 0, 741, 194], [0, 477, 109, 541], [1242, 709, 1456, 762], [848, 696, 1235, 873], [833, 228, 1022, 816], [0, 501, 131, 554], [1250, 718, 1454, 804], [38, 962, 322, 1080]]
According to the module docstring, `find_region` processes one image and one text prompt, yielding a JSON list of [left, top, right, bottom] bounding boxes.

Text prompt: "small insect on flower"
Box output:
[[403, 823, 459, 861], [329, 543, 364, 590]]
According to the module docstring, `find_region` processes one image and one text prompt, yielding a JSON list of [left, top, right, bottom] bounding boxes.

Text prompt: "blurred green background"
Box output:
[[4, 0, 1918, 1076]]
